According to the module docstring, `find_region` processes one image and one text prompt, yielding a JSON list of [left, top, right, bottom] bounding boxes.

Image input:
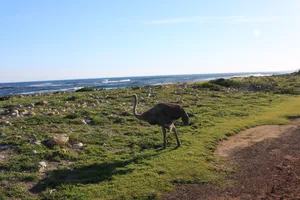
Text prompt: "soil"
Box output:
[[163, 119, 300, 200]]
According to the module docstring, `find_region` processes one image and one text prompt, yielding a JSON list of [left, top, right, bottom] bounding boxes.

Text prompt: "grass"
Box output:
[[0, 73, 300, 199]]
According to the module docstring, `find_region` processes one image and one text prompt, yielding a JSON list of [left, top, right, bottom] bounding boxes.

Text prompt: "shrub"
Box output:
[[194, 83, 223, 91], [75, 87, 94, 92], [209, 78, 237, 88]]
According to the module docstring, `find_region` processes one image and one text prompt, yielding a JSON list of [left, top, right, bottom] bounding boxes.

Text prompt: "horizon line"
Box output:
[[0, 70, 293, 84]]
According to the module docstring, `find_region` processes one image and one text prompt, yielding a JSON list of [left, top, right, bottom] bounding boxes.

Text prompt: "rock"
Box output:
[[12, 110, 19, 114], [0, 121, 11, 126], [48, 134, 69, 146], [90, 103, 96, 107], [73, 142, 84, 149], [9, 104, 22, 109], [14, 135, 22, 139], [27, 111, 36, 116], [81, 119, 87, 124], [38, 161, 47, 168], [30, 150, 37, 155], [11, 113, 20, 118], [29, 103, 35, 107], [0, 144, 13, 150], [0, 110, 6, 115], [177, 99, 184, 104], [47, 112, 55, 116], [40, 100, 48, 106], [31, 140, 41, 145]]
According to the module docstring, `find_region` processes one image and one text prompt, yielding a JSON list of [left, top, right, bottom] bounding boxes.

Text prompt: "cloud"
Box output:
[[143, 16, 274, 25], [234, 17, 273, 23], [254, 30, 260, 36]]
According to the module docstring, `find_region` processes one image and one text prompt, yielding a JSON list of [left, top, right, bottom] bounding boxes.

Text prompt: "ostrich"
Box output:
[[132, 94, 189, 149]]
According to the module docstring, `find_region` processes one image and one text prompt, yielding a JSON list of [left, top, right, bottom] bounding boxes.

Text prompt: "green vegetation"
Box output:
[[75, 87, 94, 92], [1, 73, 300, 199]]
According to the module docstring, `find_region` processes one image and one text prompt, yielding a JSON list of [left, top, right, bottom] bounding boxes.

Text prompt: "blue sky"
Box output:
[[1, 0, 299, 82]]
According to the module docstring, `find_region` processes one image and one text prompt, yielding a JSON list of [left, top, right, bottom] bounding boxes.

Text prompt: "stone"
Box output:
[[0, 121, 11, 126], [90, 103, 96, 107], [73, 142, 84, 149], [47, 112, 55, 116], [12, 110, 19, 114], [81, 119, 87, 124], [0, 144, 12, 150], [177, 99, 184, 104], [30, 150, 37, 155], [38, 161, 47, 168], [9, 104, 22, 109], [28, 103, 35, 107], [27, 111, 36, 116], [11, 113, 19, 118], [40, 100, 48, 106], [32, 140, 42, 145], [48, 134, 69, 146]]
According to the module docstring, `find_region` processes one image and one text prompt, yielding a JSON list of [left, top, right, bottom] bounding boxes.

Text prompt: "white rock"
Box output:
[[12, 110, 19, 115], [73, 142, 84, 148], [30, 150, 37, 155], [38, 161, 47, 168], [32, 140, 41, 145], [11, 113, 19, 118], [48, 134, 69, 146]]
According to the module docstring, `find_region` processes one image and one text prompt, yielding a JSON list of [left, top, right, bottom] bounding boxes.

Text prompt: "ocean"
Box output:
[[0, 72, 284, 96]]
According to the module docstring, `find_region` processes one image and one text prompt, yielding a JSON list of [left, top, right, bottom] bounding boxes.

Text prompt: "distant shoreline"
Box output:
[[0, 71, 291, 97]]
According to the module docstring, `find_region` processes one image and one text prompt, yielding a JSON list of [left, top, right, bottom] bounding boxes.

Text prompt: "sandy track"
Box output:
[[163, 119, 300, 200]]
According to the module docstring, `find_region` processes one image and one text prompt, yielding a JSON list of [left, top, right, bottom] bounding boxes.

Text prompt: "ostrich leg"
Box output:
[[172, 125, 181, 148], [161, 126, 167, 149]]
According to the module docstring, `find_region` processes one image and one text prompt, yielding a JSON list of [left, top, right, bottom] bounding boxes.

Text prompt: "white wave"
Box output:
[[233, 73, 274, 78], [59, 87, 83, 91], [29, 83, 53, 87], [17, 87, 84, 95], [29, 83, 74, 87], [102, 79, 131, 84]]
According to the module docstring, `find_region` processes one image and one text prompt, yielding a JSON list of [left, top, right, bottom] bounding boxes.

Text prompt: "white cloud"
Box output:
[[234, 17, 273, 23], [254, 30, 260, 36], [143, 16, 274, 25]]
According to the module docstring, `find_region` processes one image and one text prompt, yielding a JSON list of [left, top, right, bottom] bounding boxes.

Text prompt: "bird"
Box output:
[[132, 94, 189, 149]]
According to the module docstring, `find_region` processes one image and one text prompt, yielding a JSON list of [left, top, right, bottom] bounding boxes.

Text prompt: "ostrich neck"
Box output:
[[133, 95, 143, 120]]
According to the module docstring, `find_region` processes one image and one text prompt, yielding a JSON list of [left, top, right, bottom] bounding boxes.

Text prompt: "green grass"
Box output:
[[1, 73, 300, 199]]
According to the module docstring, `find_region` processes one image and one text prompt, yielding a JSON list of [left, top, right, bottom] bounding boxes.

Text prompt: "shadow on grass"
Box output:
[[29, 150, 167, 194]]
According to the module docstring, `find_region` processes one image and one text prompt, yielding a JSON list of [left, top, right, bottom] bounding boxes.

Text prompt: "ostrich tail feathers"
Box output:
[[181, 108, 190, 126]]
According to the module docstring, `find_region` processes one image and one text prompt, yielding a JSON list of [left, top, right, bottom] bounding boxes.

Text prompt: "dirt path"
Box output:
[[163, 120, 300, 200]]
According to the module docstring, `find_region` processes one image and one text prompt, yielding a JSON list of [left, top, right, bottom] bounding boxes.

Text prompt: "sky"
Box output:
[[0, 0, 300, 82]]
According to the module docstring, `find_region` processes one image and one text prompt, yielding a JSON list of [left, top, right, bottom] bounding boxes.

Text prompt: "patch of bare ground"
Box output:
[[163, 120, 300, 200]]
